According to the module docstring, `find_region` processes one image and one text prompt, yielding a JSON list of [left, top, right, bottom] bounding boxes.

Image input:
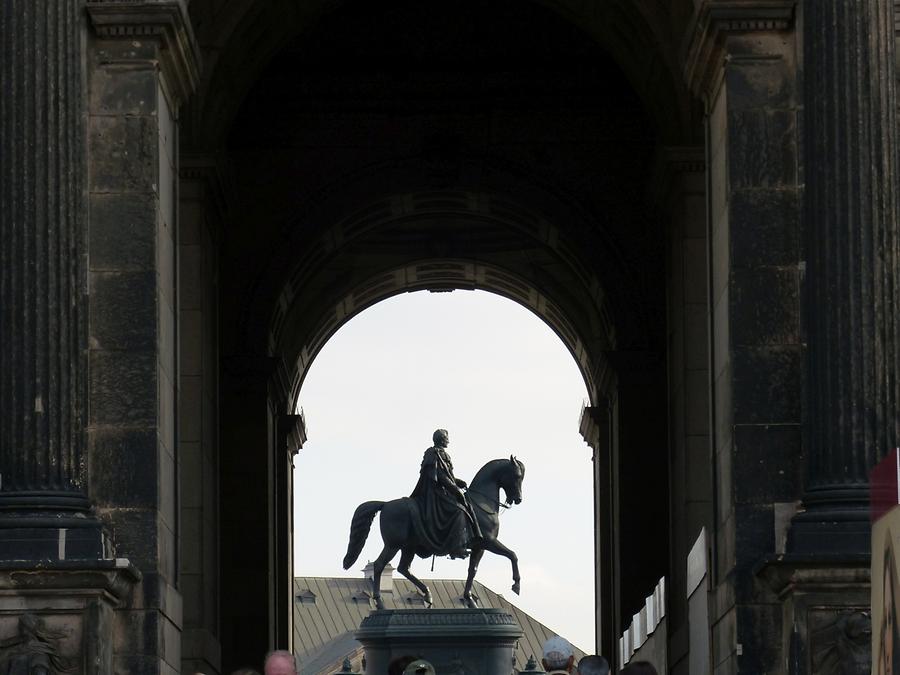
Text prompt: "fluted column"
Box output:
[[0, 1, 90, 515], [795, 0, 900, 551]]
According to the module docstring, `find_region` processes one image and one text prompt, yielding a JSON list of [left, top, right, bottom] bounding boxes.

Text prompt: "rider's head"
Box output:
[[433, 429, 449, 447]]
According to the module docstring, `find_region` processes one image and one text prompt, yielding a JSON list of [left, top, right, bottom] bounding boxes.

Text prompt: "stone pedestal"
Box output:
[[355, 609, 523, 675], [759, 560, 870, 675], [0, 561, 140, 674]]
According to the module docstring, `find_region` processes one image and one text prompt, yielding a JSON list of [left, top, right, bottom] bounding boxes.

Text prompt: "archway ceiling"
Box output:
[[209, 0, 674, 406], [220, 173, 663, 406], [185, 0, 695, 147]]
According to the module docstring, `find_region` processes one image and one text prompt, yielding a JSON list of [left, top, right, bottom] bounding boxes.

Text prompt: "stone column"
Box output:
[[0, 0, 87, 508], [790, 0, 900, 554], [0, 0, 107, 557]]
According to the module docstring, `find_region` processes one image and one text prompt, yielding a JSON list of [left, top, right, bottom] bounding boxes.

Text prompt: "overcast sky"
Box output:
[[293, 289, 595, 653]]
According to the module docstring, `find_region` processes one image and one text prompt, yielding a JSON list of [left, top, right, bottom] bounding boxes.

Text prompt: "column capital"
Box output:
[[278, 412, 307, 458], [86, 0, 201, 110], [579, 401, 611, 453], [682, 0, 796, 101]]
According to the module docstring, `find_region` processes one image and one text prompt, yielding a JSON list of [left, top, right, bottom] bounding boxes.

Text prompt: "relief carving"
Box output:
[[810, 610, 871, 675], [0, 615, 73, 675]]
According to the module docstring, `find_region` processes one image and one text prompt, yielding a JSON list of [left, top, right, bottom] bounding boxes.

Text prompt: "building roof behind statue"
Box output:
[[293, 576, 586, 675]]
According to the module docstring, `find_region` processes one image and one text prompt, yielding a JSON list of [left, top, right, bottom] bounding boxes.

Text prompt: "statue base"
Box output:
[[355, 608, 524, 675], [0, 560, 140, 674]]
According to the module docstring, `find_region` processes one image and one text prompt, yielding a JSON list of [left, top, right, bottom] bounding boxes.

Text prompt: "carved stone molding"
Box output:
[[86, 0, 201, 110], [758, 558, 871, 675], [682, 0, 796, 101], [278, 412, 307, 457], [809, 610, 871, 675], [0, 561, 140, 675], [579, 403, 610, 453], [358, 608, 520, 630]]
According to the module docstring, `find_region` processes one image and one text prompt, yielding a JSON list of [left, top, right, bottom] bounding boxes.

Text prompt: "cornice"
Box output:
[[86, 0, 201, 110], [278, 411, 307, 457], [682, 0, 796, 102]]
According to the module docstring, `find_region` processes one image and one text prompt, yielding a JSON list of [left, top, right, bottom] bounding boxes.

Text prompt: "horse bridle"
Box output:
[[466, 487, 512, 512]]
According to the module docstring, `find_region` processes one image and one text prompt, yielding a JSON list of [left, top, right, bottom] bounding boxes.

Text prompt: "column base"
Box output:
[[0, 518, 111, 561], [758, 557, 870, 675], [787, 505, 871, 556], [0, 560, 140, 674]]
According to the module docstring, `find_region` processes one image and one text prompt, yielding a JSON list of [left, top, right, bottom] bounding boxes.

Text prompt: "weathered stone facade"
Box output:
[[0, 1, 896, 673]]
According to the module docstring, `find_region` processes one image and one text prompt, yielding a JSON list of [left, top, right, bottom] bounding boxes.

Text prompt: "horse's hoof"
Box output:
[[511, 582, 520, 595], [424, 593, 434, 607], [374, 596, 385, 610]]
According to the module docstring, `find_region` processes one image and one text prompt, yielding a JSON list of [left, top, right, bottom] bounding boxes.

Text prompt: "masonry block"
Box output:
[[732, 346, 801, 424], [89, 193, 157, 270], [89, 271, 157, 351], [89, 351, 157, 426], [89, 427, 158, 508]]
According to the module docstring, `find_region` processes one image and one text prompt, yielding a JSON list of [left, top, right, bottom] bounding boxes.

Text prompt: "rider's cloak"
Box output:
[[410, 446, 479, 558]]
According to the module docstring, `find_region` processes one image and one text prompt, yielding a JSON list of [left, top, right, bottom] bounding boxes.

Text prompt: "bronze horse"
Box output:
[[343, 456, 525, 609]]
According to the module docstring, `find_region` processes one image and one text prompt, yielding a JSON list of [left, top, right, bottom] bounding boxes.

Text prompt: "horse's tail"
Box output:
[[343, 501, 385, 569]]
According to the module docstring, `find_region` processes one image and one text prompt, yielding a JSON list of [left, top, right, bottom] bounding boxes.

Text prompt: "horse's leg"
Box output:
[[397, 548, 433, 607], [463, 548, 485, 608], [481, 538, 521, 595], [372, 544, 399, 610]]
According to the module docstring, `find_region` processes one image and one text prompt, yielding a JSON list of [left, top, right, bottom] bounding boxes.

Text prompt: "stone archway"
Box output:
[[183, 0, 689, 669], [7, 1, 895, 674]]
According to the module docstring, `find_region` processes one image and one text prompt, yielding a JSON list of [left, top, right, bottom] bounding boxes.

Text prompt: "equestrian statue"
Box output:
[[343, 429, 525, 609]]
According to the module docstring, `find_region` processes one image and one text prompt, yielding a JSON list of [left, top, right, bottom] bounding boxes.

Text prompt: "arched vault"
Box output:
[[186, 0, 694, 147]]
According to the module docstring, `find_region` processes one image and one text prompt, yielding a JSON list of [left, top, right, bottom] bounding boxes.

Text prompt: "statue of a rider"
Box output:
[[410, 429, 482, 559]]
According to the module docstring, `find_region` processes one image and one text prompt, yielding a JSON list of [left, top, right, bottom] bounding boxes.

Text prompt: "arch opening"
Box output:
[[291, 290, 596, 658], [207, 0, 677, 668]]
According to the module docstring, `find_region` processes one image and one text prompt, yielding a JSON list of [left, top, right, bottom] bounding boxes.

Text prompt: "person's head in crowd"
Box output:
[[388, 655, 420, 675], [264, 650, 297, 675], [577, 655, 610, 675], [620, 661, 658, 675], [542, 636, 576, 673], [402, 659, 436, 675]]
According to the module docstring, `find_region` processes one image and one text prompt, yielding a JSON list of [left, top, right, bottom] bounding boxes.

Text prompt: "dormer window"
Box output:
[[297, 589, 317, 605]]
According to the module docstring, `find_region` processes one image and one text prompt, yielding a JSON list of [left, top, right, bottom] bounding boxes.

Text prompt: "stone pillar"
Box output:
[[219, 355, 280, 669], [83, 3, 200, 672], [683, 4, 802, 674], [0, 0, 100, 553], [179, 157, 228, 674], [790, 0, 900, 555], [655, 147, 710, 675], [579, 402, 615, 664]]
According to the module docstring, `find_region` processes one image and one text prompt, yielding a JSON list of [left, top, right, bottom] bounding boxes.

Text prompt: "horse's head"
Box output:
[[501, 455, 525, 505]]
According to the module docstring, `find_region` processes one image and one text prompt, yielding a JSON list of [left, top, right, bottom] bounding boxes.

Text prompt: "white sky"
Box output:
[[293, 289, 595, 652]]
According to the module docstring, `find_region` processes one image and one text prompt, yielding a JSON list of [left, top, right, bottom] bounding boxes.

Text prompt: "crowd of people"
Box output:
[[217, 637, 657, 675], [539, 636, 657, 675]]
